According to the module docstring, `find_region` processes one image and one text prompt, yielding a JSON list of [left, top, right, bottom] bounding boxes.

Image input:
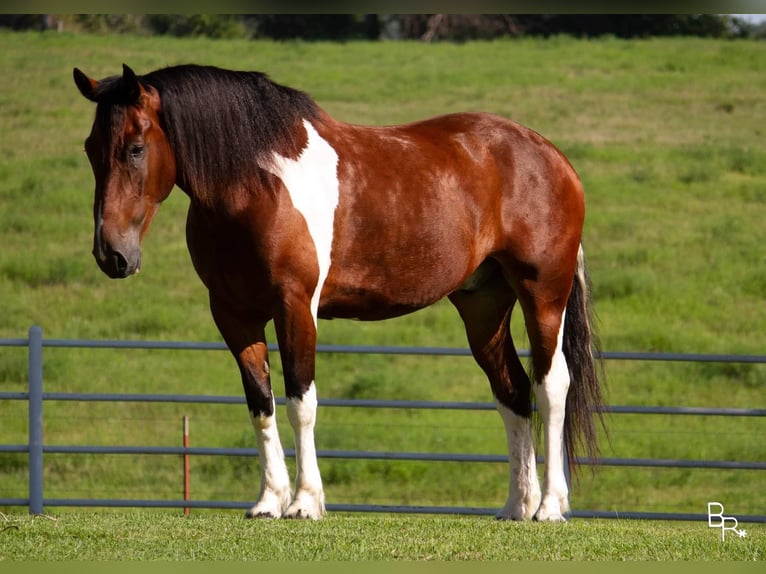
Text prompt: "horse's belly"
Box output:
[[317, 260, 471, 321], [317, 291, 438, 321]]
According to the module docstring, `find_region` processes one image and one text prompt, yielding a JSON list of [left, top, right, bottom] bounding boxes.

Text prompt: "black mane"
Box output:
[[100, 65, 320, 200]]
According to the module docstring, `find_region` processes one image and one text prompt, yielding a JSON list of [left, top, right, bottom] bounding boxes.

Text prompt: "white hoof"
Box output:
[[245, 488, 291, 519], [533, 495, 569, 522], [496, 489, 542, 521], [282, 489, 325, 520]]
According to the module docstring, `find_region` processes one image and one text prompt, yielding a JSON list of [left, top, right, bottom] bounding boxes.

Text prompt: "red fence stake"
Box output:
[[183, 415, 190, 516]]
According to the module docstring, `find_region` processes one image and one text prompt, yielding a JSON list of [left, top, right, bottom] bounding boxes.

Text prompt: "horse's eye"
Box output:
[[129, 145, 145, 160]]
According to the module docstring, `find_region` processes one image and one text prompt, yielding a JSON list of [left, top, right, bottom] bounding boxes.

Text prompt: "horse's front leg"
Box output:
[[274, 294, 326, 520], [210, 296, 292, 518]]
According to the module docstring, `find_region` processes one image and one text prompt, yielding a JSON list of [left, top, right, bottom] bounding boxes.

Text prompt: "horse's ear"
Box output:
[[122, 64, 143, 104], [73, 67, 99, 102]]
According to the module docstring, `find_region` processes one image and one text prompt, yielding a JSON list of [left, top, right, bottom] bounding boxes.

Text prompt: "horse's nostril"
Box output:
[[111, 250, 129, 275]]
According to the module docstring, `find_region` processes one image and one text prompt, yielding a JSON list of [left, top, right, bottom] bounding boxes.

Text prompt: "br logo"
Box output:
[[708, 502, 747, 541]]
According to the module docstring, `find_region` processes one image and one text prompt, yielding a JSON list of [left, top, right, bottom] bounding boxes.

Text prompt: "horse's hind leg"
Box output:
[[449, 272, 541, 521], [514, 277, 573, 522]]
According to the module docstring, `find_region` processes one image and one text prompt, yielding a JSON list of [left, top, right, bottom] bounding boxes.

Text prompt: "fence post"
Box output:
[[183, 415, 190, 516], [28, 325, 44, 515]]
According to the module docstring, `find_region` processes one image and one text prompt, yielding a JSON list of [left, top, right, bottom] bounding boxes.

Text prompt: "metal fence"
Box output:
[[1, 325, 765, 522]]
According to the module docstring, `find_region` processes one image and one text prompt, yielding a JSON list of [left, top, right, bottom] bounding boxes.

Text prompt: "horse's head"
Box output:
[[73, 64, 176, 278]]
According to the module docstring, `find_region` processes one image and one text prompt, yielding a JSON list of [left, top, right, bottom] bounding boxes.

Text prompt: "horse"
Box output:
[[73, 63, 604, 522]]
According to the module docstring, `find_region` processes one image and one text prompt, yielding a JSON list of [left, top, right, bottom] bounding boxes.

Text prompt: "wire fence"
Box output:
[[1, 325, 765, 522]]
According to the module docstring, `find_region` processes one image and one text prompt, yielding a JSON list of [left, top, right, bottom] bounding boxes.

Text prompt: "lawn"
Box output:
[[0, 32, 764, 521], [1, 512, 764, 560]]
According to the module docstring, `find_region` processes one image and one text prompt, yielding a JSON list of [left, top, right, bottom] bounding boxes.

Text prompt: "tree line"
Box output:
[[1, 14, 763, 40]]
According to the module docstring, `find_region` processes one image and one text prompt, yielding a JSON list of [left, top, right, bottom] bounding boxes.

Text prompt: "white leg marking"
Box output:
[[496, 403, 541, 521], [264, 120, 340, 325], [284, 382, 325, 519], [533, 309, 571, 522], [247, 399, 292, 518]]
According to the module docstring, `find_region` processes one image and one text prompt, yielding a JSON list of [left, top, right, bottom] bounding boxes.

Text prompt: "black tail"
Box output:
[[562, 245, 606, 477]]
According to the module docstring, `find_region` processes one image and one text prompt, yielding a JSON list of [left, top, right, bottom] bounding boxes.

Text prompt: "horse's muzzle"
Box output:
[[93, 243, 141, 279]]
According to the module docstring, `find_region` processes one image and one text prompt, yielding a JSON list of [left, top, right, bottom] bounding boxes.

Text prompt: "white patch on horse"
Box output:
[[247, 400, 291, 518], [532, 309, 571, 522], [495, 403, 541, 520], [285, 382, 325, 519], [264, 120, 339, 325]]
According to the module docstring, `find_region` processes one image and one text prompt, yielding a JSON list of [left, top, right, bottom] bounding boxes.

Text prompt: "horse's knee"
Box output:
[[286, 381, 318, 429], [238, 347, 274, 417]]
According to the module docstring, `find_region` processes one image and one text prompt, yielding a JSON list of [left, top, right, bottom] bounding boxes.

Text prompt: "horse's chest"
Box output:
[[185, 120, 341, 319], [184, 205, 271, 305]]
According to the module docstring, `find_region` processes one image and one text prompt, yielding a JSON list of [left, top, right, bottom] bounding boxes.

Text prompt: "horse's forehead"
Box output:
[[124, 106, 152, 134], [92, 103, 150, 143], [88, 104, 149, 167]]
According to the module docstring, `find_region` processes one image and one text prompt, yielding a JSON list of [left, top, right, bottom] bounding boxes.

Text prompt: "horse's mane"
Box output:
[[147, 65, 320, 198], [96, 65, 320, 201]]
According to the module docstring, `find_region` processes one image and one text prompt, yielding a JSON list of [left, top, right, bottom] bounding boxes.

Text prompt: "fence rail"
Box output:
[[1, 325, 765, 522]]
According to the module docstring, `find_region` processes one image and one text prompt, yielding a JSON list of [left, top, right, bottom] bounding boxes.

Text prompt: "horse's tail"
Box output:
[[562, 244, 606, 477]]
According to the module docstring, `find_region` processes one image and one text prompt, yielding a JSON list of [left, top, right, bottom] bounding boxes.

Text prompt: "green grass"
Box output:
[[1, 513, 764, 561], [0, 32, 764, 521]]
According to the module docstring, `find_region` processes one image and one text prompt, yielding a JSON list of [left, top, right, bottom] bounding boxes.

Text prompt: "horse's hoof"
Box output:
[[282, 507, 323, 520], [244, 509, 279, 519], [283, 501, 325, 520], [532, 509, 568, 522]]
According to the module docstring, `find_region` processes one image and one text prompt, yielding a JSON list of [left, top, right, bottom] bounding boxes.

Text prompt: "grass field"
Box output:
[[1, 513, 764, 560], [0, 30, 764, 529]]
